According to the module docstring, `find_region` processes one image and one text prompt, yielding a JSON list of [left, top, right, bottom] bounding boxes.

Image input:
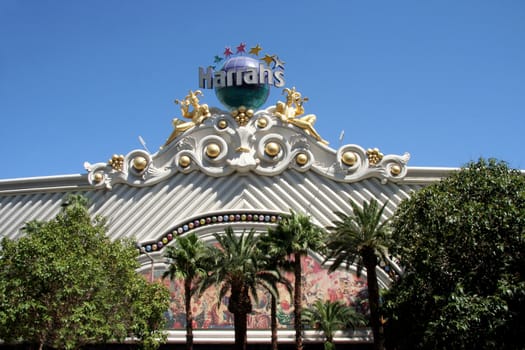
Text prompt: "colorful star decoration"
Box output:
[[224, 47, 233, 57], [236, 42, 246, 54], [261, 54, 275, 66], [211, 43, 284, 71], [249, 44, 262, 56], [273, 56, 285, 69]]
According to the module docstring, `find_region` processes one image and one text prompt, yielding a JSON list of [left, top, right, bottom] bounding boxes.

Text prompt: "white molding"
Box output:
[[164, 329, 372, 344]]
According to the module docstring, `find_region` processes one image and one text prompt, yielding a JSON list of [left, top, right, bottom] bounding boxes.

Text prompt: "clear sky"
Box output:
[[1, 1, 524, 179]]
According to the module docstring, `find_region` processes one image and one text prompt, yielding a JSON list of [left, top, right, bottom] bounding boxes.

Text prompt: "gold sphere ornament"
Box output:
[[390, 165, 402, 176], [218, 119, 228, 129], [296, 153, 308, 165], [93, 172, 104, 183], [206, 143, 221, 158], [341, 151, 358, 166], [257, 118, 268, 128], [179, 155, 191, 168], [132, 156, 148, 171], [265, 142, 280, 157]]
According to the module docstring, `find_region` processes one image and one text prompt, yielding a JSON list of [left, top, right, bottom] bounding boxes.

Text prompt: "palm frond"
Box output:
[[325, 199, 393, 274]]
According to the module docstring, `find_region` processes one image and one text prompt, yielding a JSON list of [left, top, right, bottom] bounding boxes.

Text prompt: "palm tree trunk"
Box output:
[[233, 311, 248, 350], [184, 278, 194, 350], [271, 294, 278, 350], [229, 285, 251, 350], [325, 337, 336, 350], [364, 253, 385, 350], [294, 252, 303, 350]]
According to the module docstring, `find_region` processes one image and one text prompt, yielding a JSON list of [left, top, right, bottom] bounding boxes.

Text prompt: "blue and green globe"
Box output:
[[214, 56, 270, 110]]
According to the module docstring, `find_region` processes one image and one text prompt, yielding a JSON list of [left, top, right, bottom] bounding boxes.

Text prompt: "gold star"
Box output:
[[261, 54, 275, 66], [249, 44, 262, 56]]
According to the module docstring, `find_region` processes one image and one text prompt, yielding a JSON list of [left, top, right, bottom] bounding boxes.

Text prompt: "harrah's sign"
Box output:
[[198, 64, 285, 89]]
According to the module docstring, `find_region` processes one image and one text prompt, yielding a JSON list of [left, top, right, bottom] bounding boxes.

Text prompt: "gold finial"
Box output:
[[366, 148, 384, 165], [274, 87, 328, 145], [108, 154, 125, 171], [231, 106, 254, 126], [164, 90, 211, 146]]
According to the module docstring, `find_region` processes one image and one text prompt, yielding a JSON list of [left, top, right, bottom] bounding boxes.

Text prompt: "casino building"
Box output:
[[0, 46, 454, 348]]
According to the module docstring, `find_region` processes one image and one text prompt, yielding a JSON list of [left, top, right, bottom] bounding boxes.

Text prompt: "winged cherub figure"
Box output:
[[164, 90, 211, 146], [274, 87, 328, 145]]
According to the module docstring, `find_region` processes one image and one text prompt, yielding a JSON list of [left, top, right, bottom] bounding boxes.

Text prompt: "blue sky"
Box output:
[[1, 1, 524, 179]]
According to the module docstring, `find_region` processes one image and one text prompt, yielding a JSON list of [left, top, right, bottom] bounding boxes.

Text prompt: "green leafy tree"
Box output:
[[0, 194, 170, 350], [272, 211, 326, 350], [384, 159, 525, 349], [325, 199, 392, 350], [302, 299, 366, 350], [162, 233, 208, 350], [203, 227, 283, 350]]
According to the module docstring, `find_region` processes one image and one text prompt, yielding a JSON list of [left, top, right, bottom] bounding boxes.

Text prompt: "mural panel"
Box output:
[[159, 255, 368, 330]]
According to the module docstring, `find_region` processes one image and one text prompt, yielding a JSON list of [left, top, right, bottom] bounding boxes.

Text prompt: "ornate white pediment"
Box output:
[[84, 105, 410, 190]]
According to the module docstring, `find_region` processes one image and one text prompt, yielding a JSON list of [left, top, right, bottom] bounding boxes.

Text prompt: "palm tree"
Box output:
[[272, 210, 325, 350], [162, 233, 208, 350], [325, 199, 391, 350], [302, 299, 366, 350], [259, 230, 293, 350], [204, 227, 282, 350]]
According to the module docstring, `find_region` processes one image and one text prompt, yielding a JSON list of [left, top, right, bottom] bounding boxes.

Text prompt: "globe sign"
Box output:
[[214, 56, 270, 110]]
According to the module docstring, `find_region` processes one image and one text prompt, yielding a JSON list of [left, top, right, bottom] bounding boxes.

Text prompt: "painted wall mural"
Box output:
[[158, 255, 368, 330]]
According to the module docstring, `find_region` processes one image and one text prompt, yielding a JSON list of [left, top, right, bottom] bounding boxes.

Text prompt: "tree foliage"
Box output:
[[257, 229, 293, 350], [0, 194, 170, 350], [162, 233, 208, 350], [203, 228, 284, 350], [302, 299, 365, 350], [384, 159, 525, 349], [325, 199, 392, 350], [272, 210, 325, 350]]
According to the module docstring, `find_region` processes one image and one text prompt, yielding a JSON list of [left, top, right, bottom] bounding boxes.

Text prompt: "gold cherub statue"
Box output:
[[164, 90, 211, 145], [274, 87, 328, 145]]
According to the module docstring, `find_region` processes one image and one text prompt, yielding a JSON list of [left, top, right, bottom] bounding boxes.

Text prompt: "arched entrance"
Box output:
[[136, 210, 377, 345]]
